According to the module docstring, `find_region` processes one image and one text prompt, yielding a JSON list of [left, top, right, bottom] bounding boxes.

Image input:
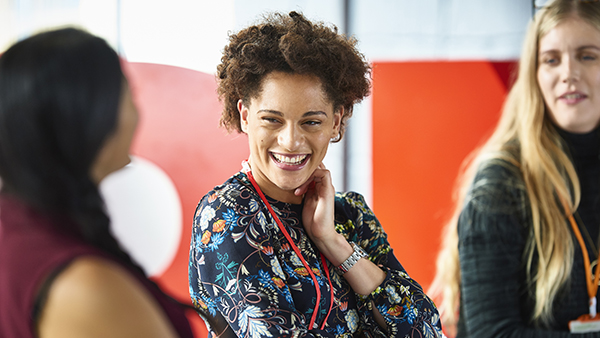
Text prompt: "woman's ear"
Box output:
[[238, 99, 249, 133], [331, 107, 343, 139]]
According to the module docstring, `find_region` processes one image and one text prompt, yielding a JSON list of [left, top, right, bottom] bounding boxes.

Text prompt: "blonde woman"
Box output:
[[431, 0, 600, 336]]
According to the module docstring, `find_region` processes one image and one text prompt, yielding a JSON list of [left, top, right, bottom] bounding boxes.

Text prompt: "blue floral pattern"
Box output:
[[189, 172, 443, 337]]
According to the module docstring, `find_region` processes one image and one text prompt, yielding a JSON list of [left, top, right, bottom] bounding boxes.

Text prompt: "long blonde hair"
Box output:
[[430, 0, 600, 334]]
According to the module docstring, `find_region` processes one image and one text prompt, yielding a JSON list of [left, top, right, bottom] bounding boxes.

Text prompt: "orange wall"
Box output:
[[371, 61, 515, 290]]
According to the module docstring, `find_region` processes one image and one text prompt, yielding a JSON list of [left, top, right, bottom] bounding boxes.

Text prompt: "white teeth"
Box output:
[[272, 153, 307, 165], [564, 94, 583, 99]]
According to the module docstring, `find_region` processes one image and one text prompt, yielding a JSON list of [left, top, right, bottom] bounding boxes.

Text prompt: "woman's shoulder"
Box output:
[[209, 171, 248, 193], [335, 190, 366, 202], [334, 191, 376, 225], [37, 256, 180, 338], [468, 157, 527, 207], [198, 171, 253, 206], [473, 157, 523, 183], [193, 171, 259, 229], [335, 191, 371, 212], [459, 157, 530, 239]]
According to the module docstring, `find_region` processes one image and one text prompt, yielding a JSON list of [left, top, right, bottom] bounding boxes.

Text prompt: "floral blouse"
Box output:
[[189, 172, 442, 337]]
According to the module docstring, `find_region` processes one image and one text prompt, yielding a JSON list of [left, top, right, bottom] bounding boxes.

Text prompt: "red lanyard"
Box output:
[[242, 161, 334, 330], [562, 198, 600, 318]]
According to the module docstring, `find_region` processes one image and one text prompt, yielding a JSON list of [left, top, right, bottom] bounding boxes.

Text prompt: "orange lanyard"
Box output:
[[242, 160, 334, 330], [563, 199, 600, 318]]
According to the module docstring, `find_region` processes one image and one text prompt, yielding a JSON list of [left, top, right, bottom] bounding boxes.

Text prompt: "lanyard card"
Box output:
[[569, 316, 600, 333]]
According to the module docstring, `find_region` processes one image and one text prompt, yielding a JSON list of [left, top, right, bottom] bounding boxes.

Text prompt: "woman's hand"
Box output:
[[296, 164, 387, 330], [294, 163, 339, 247]]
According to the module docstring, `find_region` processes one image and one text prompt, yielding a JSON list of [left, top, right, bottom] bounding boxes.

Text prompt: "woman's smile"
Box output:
[[537, 16, 600, 133], [238, 71, 341, 203], [270, 153, 311, 169]]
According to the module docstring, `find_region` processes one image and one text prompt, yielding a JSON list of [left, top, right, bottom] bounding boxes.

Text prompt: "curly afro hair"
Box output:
[[216, 11, 371, 142]]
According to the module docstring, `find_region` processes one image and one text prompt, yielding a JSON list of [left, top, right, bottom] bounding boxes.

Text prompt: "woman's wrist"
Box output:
[[314, 234, 353, 266], [313, 230, 386, 295], [337, 242, 368, 274]]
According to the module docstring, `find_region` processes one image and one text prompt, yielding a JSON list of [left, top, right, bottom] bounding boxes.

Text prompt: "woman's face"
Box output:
[[90, 80, 139, 183], [537, 16, 600, 133], [239, 71, 341, 204]]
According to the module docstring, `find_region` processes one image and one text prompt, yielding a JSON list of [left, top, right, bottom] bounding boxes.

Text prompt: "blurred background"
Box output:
[[1, 0, 535, 335]]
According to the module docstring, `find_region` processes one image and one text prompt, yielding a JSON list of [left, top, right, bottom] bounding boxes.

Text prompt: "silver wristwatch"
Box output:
[[338, 242, 367, 274]]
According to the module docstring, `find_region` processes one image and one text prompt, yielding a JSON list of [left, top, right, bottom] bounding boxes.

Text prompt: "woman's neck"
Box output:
[[248, 169, 303, 205], [558, 127, 600, 163]]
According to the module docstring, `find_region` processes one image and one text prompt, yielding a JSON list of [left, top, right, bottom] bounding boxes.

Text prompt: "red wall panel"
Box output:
[[371, 61, 515, 290], [124, 62, 248, 337]]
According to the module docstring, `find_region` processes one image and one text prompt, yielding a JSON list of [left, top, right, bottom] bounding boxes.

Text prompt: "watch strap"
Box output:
[[338, 242, 367, 274]]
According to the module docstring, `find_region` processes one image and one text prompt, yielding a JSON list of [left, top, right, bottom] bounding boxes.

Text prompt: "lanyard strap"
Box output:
[[562, 198, 600, 317], [242, 161, 333, 330]]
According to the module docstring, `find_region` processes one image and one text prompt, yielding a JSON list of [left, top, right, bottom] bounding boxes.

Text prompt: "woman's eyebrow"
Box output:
[[303, 111, 327, 117], [540, 45, 600, 54], [257, 109, 283, 115], [256, 110, 328, 117], [577, 45, 600, 51]]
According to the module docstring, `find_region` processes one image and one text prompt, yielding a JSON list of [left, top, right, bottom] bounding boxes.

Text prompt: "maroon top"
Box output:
[[0, 195, 194, 338]]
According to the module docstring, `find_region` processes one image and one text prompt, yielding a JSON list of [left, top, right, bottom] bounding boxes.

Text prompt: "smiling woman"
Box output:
[[430, 0, 600, 336], [238, 71, 341, 204], [188, 11, 443, 338], [537, 15, 600, 133]]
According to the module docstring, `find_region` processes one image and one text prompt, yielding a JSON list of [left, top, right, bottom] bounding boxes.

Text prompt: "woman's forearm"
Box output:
[[316, 233, 386, 295]]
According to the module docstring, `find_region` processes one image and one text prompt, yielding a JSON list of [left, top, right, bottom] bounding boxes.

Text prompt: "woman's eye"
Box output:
[[262, 117, 280, 123], [582, 54, 597, 61], [542, 57, 558, 65], [304, 120, 322, 126]]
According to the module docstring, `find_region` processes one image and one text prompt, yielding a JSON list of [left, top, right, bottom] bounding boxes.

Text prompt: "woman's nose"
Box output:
[[278, 124, 303, 151], [561, 57, 580, 83]]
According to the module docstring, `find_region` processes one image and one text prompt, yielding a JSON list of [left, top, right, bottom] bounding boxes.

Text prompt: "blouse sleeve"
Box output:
[[457, 162, 598, 338], [335, 192, 444, 338], [189, 186, 336, 338]]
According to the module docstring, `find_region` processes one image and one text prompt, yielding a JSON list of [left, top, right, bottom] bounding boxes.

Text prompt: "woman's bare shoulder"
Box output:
[[37, 256, 179, 338]]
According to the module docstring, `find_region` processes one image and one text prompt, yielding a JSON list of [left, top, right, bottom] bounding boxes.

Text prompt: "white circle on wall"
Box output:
[[99, 155, 182, 277]]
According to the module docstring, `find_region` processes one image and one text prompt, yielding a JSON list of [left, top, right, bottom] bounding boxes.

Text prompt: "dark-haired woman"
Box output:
[[0, 28, 194, 338], [188, 12, 443, 338]]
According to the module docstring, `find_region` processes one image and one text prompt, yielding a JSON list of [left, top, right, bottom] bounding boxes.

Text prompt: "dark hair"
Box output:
[[217, 11, 371, 142], [0, 27, 143, 275], [0, 27, 215, 328]]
